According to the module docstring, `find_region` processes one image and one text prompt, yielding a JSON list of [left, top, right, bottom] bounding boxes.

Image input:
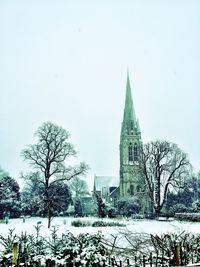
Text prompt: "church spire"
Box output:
[[121, 72, 138, 134]]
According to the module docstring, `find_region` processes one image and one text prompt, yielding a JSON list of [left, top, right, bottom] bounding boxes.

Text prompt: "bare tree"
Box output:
[[141, 140, 191, 216], [70, 177, 89, 197], [21, 121, 88, 227]]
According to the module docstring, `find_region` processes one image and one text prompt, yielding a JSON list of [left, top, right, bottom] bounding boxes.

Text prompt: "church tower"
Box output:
[[119, 73, 144, 198]]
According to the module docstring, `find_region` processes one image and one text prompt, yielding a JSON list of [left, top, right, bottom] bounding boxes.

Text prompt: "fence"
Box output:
[[1, 240, 200, 267], [108, 254, 170, 267]]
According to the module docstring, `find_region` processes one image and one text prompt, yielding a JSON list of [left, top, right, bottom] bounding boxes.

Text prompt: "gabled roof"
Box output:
[[94, 176, 119, 192], [110, 186, 119, 196]]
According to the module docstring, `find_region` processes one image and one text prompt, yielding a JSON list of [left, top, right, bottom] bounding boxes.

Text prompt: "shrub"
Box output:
[[71, 219, 91, 227], [94, 193, 107, 218], [131, 214, 144, 219], [0, 228, 109, 266], [107, 207, 116, 218], [116, 196, 140, 216], [71, 219, 126, 227], [175, 213, 200, 222], [74, 198, 83, 217], [192, 200, 200, 212], [0, 229, 17, 254], [92, 221, 126, 227], [168, 203, 188, 214], [149, 232, 200, 266], [145, 212, 156, 219]]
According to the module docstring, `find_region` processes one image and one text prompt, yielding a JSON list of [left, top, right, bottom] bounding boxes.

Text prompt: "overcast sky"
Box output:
[[0, 0, 199, 188]]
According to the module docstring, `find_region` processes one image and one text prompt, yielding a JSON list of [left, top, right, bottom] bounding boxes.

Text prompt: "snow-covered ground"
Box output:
[[0, 216, 199, 238]]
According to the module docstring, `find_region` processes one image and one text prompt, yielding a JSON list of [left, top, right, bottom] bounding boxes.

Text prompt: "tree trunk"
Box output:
[[45, 177, 51, 228], [154, 206, 161, 217], [47, 207, 51, 228]]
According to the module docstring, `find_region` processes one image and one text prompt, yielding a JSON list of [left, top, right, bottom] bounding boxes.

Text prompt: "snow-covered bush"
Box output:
[[115, 196, 140, 216], [150, 232, 200, 266], [0, 229, 17, 254], [92, 221, 125, 227], [107, 207, 117, 218], [192, 200, 200, 212], [131, 214, 144, 219], [168, 203, 188, 214], [0, 176, 21, 219], [0, 227, 111, 266], [70, 219, 126, 227], [175, 212, 200, 222], [33, 231, 110, 266], [71, 219, 91, 227], [94, 192, 107, 218]]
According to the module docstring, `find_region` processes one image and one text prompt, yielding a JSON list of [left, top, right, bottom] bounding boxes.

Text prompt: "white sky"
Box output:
[[0, 0, 199, 189]]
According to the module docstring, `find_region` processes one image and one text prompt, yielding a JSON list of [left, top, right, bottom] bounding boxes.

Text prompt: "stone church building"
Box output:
[[93, 73, 149, 212], [120, 74, 144, 197]]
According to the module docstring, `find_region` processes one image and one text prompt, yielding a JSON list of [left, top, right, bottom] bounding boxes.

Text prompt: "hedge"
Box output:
[[175, 213, 200, 222]]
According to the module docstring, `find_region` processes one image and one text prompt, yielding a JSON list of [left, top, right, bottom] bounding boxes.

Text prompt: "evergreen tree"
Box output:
[[74, 198, 83, 217], [0, 176, 21, 218], [21, 172, 72, 216], [94, 193, 107, 218]]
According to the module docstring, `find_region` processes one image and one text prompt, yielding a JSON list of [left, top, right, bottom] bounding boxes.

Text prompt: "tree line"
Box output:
[[0, 121, 199, 225], [0, 169, 90, 221]]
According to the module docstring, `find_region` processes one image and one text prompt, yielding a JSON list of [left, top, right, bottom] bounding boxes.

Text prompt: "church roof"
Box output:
[[94, 176, 119, 192]]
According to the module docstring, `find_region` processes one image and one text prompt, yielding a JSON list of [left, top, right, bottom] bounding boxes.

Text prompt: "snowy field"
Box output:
[[0, 216, 200, 238]]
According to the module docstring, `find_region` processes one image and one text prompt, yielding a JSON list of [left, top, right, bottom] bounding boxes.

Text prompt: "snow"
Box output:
[[0, 216, 200, 239], [1, 217, 199, 265], [1, 216, 200, 262]]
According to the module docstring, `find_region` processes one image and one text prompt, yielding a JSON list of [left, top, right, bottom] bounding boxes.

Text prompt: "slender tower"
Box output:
[[119, 73, 143, 198]]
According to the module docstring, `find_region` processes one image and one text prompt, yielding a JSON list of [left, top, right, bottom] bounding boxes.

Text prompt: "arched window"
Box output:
[[134, 143, 138, 162], [128, 143, 133, 162]]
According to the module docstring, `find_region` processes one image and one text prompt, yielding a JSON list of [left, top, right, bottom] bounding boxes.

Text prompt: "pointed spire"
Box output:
[[126, 72, 136, 115], [122, 72, 137, 132]]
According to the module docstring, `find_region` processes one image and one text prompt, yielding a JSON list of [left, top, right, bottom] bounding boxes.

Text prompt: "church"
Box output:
[[93, 73, 149, 212]]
